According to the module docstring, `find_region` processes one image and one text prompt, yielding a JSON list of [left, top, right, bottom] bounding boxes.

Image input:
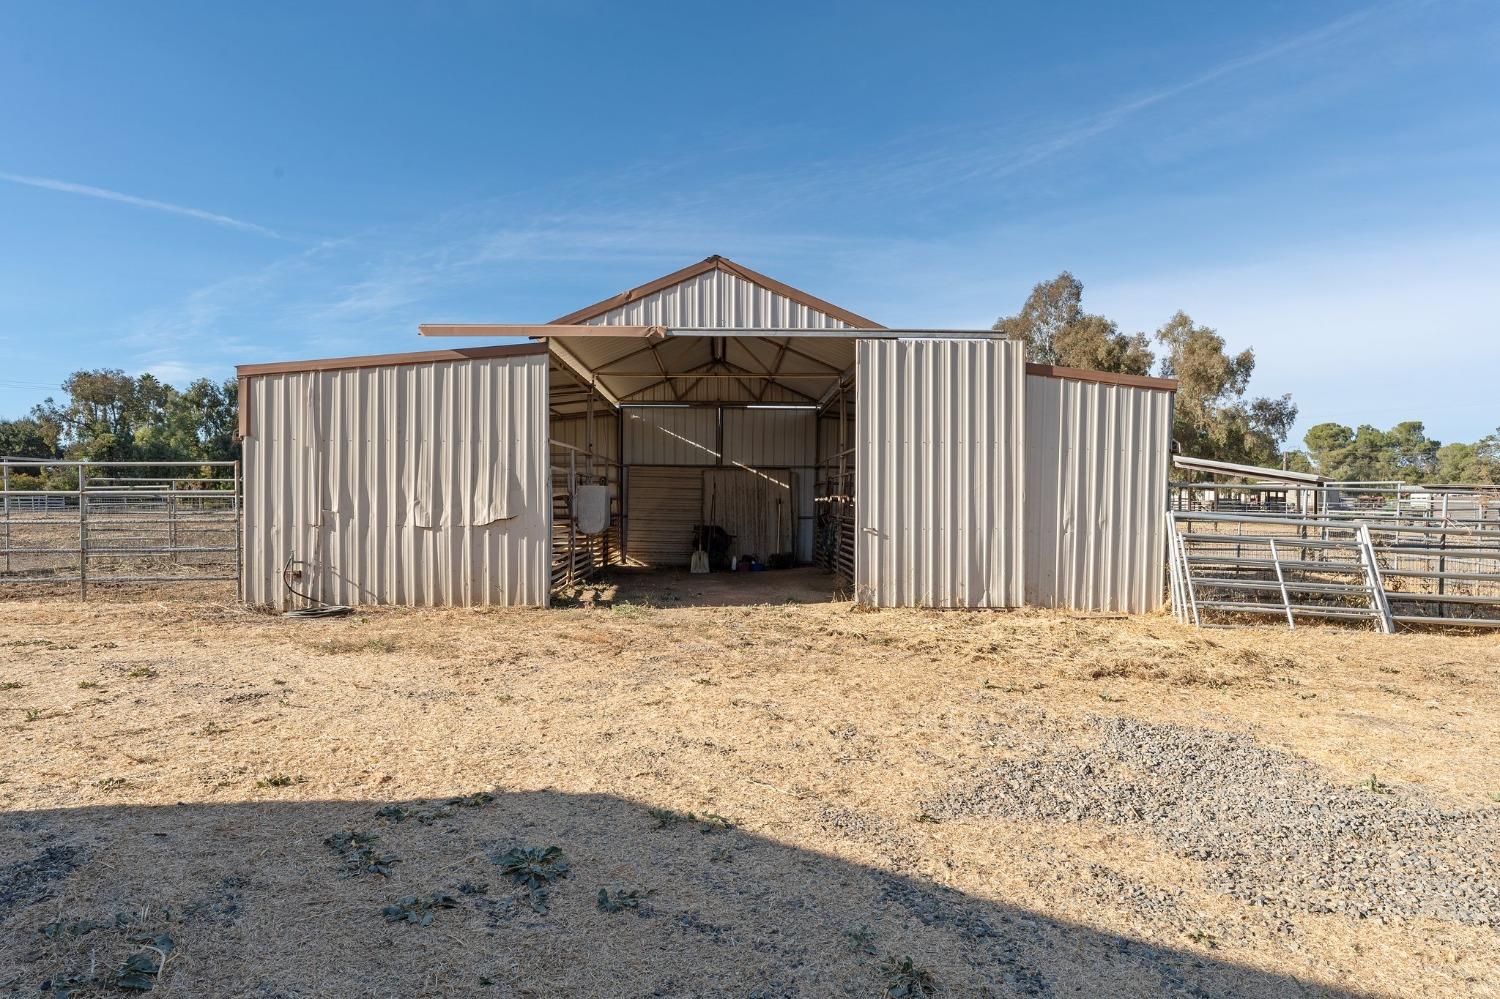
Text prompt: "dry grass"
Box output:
[[1, 580, 1498, 997]]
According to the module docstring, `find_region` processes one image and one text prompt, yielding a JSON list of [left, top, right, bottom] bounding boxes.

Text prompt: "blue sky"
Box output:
[[2, 0, 1497, 445]]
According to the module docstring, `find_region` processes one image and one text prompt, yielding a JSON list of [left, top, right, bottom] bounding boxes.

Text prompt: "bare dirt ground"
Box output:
[[2, 572, 1498, 998]]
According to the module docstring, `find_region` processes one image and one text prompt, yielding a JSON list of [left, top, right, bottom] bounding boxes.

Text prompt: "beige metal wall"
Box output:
[[621, 407, 718, 465], [722, 408, 816, 560], [583, 267, 852, 329], [242, 352, 550, 609], [1024, 374, 1173, 613], [855, 338, 1027, 607]]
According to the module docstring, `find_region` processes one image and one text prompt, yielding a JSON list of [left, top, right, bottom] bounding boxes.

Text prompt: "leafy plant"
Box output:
[[843, 924, 877, 957], [77, 680, 100, 690], [126, 666, 157, 679], [495, 846, 569, 891], [647, 807, 734, 833], [95, 777, 128, 791], [116, 933, 174, 991], [596, 887, 650, 913], [0, 680, 23, 690], [325, 829, 398, 877], [23, 708, 43, 722], [1366, 774, 1393, 795], [878, 955, 936, 997], [381, 892, 457, 927], [38, 917, 109, 940]]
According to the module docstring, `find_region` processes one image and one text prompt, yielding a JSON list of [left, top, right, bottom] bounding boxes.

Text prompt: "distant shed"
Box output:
[[237, 256, 1176, 612]]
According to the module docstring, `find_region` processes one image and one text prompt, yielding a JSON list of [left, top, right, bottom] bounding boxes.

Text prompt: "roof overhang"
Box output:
[[1172, 454, 1326, 485], [417, 327, 1011, 411]]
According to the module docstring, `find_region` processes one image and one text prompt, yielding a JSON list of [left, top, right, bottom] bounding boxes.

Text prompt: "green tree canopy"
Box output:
[[1154, 311, 1295, 466], [1303, 421, 1498, 483], [0, 370, 239, 473], [993, 272, 1154, 376]]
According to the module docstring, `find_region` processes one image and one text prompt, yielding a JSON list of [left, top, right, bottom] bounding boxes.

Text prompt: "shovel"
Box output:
[[691, 480, 713, 574]]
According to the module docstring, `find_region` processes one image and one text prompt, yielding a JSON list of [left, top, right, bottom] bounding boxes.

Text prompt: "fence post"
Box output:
[[3, 463, 9, 575], [78, 464, 88, 601], [234, 461, 243, 603], [1357, 524, 1394, 634]]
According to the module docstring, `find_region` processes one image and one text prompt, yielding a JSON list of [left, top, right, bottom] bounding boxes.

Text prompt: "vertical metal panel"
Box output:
[[720, 408, 816, 561], [621, 407, 719, 465], [855, 338, 1026, 607], [720, 408, 816, 467], [585, 269, 851, 329], [549, 412, 619, 464], [624, 467, 702, 565], [1023, 374, 1172, 613], [702, 467, 796, 559], [242, 353, 549, 609]]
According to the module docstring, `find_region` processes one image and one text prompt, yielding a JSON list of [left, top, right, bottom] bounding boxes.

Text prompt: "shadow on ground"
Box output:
[[559, 566, 843, 609], [1, 791, 1367, 998]]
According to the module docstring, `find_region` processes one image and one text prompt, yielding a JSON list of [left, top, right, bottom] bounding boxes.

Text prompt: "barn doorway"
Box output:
[[545, 332, 858, 606]]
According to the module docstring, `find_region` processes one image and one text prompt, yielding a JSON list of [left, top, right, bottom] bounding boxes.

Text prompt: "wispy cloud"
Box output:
[[0, 171, 283, 239]]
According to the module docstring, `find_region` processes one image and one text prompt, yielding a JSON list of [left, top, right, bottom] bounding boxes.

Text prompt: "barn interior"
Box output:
[[544, 329, 858, 601]]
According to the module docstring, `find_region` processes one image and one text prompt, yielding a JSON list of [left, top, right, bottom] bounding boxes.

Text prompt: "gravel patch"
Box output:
[[928, 715, 1500, 926]]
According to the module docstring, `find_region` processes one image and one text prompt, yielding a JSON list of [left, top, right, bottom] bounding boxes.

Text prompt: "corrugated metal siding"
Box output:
[[720, 408, 816, 561], [1023, 374, 1172, 613], [584, 269, 852, 329], [702, 467, 796, 559], [720, 408, 816, 467], [243, 353, 549, 609], [622, 407, 719, 465], [855, 338, 1026, 607], [625, 467, 701, 565], [550, 412, 619, 464]]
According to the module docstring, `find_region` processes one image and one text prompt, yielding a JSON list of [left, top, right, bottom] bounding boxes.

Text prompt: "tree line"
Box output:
[[994, 272, 1499, 483], [0, 370, 239, 484]]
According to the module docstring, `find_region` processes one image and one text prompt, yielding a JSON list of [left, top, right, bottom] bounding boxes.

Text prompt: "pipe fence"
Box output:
[[1, 459, 240, 599], [1167, 509, 1500, 631]]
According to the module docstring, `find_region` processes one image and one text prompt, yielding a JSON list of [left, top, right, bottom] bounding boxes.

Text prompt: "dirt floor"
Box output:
[[2, 575, 1498, 998]]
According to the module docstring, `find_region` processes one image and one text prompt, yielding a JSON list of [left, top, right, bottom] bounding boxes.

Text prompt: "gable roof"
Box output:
[[549, 255, 884, 329]]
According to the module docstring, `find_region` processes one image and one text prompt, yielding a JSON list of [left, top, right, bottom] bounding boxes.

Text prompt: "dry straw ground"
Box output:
[[2, 570, 1498, 998]]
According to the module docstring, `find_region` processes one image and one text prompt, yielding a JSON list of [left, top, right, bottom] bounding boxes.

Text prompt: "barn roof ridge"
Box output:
[[548, 255, 886, 330]]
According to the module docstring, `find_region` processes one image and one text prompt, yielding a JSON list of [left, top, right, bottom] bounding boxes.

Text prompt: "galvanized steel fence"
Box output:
[[1, 459, 240, 599], [1167, 509, 1500, 631]]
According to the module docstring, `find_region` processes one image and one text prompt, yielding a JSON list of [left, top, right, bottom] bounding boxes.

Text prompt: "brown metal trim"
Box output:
[[1025, 363, 1178, 392], [236, 342, 547, 378], [421, 323, 664, 338], [547, 255, 884, 329], [236, 375, 249, 440]]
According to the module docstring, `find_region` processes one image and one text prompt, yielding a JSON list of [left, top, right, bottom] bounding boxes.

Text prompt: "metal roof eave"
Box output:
[[1172, 454, 1326, 485]]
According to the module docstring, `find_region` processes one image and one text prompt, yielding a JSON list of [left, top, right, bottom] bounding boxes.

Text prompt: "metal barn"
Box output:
[[237, 256, 1176, 611]]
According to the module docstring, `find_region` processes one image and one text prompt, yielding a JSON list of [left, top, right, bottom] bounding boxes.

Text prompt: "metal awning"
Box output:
[[1172, 454, 1326, 485]]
